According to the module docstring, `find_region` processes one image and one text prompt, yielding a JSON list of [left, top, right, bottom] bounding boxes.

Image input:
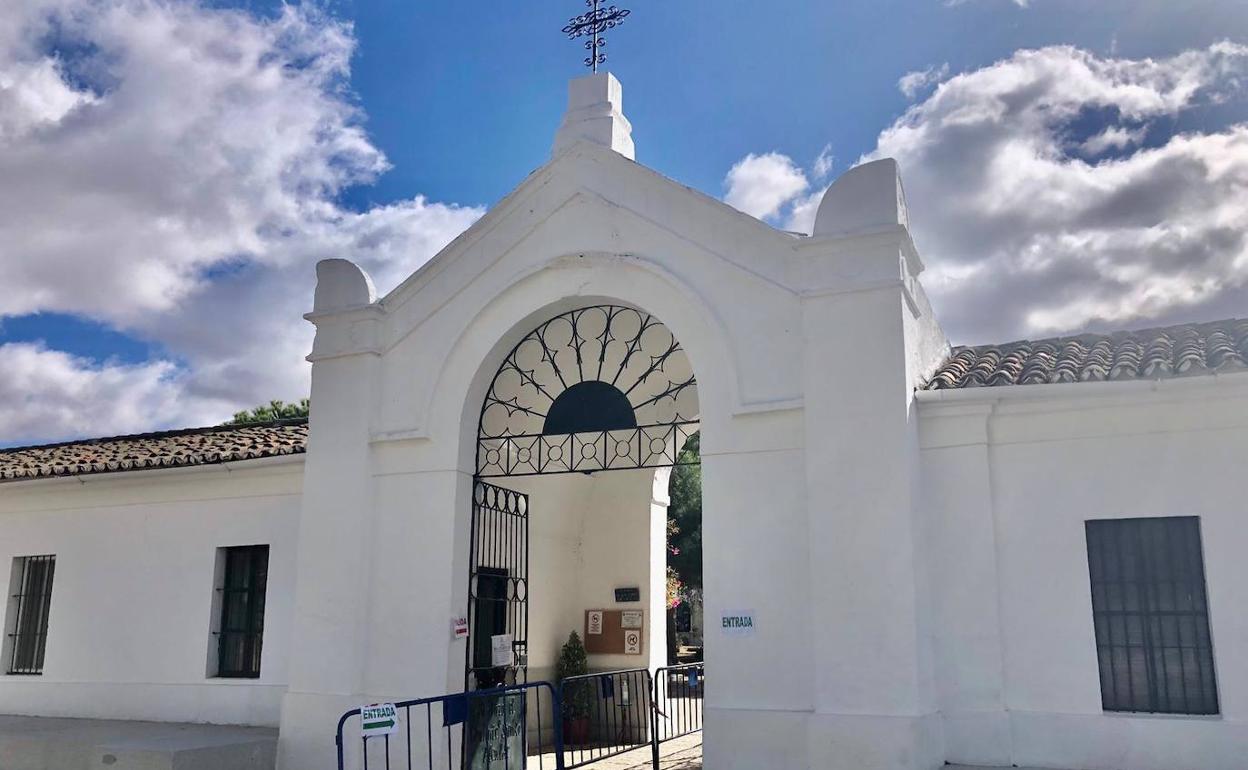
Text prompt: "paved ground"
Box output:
[[0, 714, 277, 770]]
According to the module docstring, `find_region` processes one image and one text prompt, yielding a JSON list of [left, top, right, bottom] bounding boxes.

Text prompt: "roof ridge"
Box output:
[[0, 418, 309, 456]]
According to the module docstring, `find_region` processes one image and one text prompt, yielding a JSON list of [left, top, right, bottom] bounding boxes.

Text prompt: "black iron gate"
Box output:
[[466, 480, 529, 692]]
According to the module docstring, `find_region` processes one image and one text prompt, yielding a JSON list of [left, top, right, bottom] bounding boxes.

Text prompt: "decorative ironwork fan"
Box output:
[[477, 305, 698, 477]]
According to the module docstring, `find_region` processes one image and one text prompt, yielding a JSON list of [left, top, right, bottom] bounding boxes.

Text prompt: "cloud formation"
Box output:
[[0, 1, 481, 443], [723, 152, 810, 220], [898, 64, 950, 99], [874, 43, 1248, 342], [0, 343, 197, 445], [728, 43, 1248, 345]]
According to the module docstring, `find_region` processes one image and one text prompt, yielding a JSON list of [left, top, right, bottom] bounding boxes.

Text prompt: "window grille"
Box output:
[[1085, 517, 1218, 714], [7, 555, 55, 675], [216, 545, 269, 678]]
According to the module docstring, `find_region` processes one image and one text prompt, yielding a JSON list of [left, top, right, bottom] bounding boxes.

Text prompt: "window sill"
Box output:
[[1103, 710, 1222, 721]]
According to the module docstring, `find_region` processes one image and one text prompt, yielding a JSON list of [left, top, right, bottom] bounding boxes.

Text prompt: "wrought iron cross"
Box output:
[[563, 0, 631, 72]]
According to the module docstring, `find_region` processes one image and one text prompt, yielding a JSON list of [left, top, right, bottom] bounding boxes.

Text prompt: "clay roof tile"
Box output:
[[925, 319, 1248, 391], [0, 420, 308, 484]]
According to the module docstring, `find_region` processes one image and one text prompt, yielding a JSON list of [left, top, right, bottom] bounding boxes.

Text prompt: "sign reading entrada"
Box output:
[[721, 610, 756, 636]]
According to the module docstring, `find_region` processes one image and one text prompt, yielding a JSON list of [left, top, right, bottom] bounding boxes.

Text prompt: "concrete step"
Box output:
[[0, 715, 276, 770]]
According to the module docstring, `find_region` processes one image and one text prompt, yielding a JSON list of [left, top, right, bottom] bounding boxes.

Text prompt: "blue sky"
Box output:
[[243, 0, 1248, 208], [2, 0, 1248, 444]]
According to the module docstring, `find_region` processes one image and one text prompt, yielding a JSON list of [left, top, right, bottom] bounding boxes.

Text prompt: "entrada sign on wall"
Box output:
[[721, 610, 756, 636]]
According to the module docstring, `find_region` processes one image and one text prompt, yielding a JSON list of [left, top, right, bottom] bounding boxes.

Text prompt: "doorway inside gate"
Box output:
[[466, 305, 704, 769]]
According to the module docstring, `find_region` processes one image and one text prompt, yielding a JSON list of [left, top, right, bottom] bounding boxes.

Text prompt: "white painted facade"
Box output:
[[921, 376, 1248, 770], [2, 72, 1247, 770], [0, 458, 302, 727]]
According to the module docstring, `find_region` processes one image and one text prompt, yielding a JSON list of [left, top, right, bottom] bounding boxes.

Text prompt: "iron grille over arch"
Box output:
[[476, 305, 699, 477]]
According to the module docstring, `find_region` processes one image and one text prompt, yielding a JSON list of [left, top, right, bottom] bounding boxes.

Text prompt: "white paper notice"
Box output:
[[587, 610, 604, 635], [491, 633, 513, 667]]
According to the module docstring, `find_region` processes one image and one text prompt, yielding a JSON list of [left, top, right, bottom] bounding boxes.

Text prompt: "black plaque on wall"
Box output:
[[614, 587, 641, 603]]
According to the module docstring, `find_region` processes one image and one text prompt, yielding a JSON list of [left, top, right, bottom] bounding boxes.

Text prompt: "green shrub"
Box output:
[[556, 631, 591, 720]]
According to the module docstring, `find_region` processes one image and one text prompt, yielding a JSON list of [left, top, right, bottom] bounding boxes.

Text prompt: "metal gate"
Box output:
[[466, 480, 529, 692]]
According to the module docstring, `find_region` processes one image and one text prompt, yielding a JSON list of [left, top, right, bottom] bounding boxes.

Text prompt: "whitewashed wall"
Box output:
[[920, 373, 1248, 770], [0, 458, 302, 727], [284, 90, 949, 768]]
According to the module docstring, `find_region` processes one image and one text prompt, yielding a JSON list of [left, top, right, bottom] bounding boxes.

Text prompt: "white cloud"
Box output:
[[723, 152, 810, 220], [1080, 125, 1148, 155], [0, 343, 218, 443], [898, 63, 950, 99], [868, 43, 1248, 342], [812, 144, 835, 180], [0, 1, 482, 443], [782, 186, 826, 235]]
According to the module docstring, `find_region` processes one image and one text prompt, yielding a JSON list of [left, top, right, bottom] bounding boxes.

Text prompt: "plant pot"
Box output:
[[562, 716, 590, 745]]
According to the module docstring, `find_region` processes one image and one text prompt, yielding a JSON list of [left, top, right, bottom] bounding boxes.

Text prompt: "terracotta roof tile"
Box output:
[[0, 419, 308, 483], [926, 319, 1248, 390]]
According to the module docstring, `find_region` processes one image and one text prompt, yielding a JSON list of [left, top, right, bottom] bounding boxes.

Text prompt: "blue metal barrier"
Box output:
[[651, 663, 704, 745], [336, 665, 705, 770], [557, 668, 653, 769], [336, 681, 565, 770]]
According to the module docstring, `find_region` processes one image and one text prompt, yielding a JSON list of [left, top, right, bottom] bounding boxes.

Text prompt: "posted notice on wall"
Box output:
[[452, 616, 469, 640], [587, 610, 604, 635], [721, 609, 756, 636], [620, 610, 643, 629], [624, 629, 642, 655], [491, 634, 513, 667], [361, 703, 400, 737]]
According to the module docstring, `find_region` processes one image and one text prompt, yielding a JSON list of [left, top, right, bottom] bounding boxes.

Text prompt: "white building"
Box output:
[[2, 73, 1248, 770]]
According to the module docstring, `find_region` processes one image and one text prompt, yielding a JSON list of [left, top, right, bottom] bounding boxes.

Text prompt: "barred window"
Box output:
[[216, 545, 269, 678], [1085, 517, 1218, 715], [6, 555, 56, 675]]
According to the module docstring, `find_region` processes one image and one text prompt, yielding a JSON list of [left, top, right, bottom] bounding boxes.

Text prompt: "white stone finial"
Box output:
[[313, 258, 376, 313], [812, 158, 910, 237], [552, 72, 635, 160]]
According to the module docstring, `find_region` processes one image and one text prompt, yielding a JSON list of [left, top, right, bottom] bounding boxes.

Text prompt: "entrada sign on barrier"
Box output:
[[360, 703, 399, 738], [337, 681, 564, 770]]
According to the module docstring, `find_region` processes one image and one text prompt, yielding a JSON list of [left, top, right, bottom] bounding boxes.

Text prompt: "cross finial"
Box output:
[[563, 1, 631, 72]]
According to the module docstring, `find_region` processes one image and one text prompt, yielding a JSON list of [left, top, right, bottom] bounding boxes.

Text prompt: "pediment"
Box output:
[[380, 142, 805, 318]]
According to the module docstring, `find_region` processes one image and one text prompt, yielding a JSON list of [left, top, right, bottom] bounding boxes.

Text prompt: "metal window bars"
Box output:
[[216, 545, 269, 679], [7, 554, 55, 675], [1086, 516, 1219, 715]]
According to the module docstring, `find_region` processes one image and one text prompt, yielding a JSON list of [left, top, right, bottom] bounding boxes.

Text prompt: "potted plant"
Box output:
[[556, 631, 591, 744]]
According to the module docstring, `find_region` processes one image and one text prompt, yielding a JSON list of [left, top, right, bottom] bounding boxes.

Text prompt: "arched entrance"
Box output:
[[465, 304, 703, 768], [475, 304, 699, 480]]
